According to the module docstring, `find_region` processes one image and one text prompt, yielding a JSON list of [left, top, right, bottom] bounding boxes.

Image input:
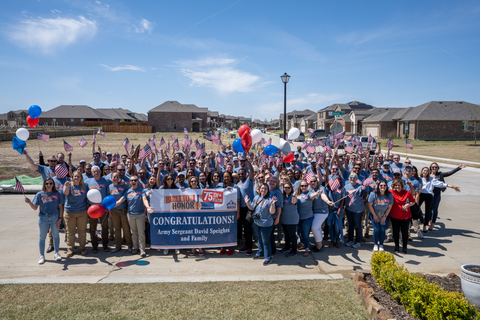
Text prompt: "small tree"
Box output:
[[469, 104, 480, 145]]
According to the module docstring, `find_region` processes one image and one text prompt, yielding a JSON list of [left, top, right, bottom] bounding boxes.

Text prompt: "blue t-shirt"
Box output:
[[250, 195, 273, 228], [122, 187, 145, 215], [311, 186, 328, 215], [281, 194, 299, 225], [63, 184, 87, 214], [82, 173, 94, 181], [107, 184, 128, 210], [367, 192, 394, 217], [408, 176, 422, 192], [379, 169, 393, 182], [53, 177, 70, 191], [326, 186, 346, 210], [269, 188, 284, 219], [84, 177, 110, 204], [37, 165, 56, 181], [176, 181, 188, 189], [296, 191, 314, 220], [237, 177, 254, 208], [32, 191, 64, 217], [344, 183, 365, 213]]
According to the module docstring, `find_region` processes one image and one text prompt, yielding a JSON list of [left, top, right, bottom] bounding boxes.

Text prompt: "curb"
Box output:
[[352, 270, 394, 320]]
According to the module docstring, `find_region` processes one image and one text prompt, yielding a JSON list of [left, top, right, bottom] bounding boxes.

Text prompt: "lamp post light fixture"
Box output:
[[281, 73, 290, 139]]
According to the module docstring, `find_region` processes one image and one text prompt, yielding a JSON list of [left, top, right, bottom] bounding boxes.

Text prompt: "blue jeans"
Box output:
[[327, 208, 344, 244], [346, 210, 362, 244], [254, 224, 273, 261], [298, 217, 313, 250], [39, 214, 60, 255], [431, 194, 441, 224], [370, 214, 388, 245]]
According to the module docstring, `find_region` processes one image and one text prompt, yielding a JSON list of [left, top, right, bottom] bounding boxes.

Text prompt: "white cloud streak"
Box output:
[[133, 18, 154, 33], [101, 64, 145, 72], [6, 16, 97, 54]]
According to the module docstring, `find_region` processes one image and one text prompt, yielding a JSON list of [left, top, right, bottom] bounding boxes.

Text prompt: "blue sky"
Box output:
[[1, 0, 479, 120]]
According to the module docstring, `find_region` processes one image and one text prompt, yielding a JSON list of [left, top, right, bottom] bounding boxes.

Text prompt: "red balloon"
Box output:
[[241, 132, 252, 153], [88, 204, 105, 219], [238, 125, 251, 138], [26, 115, 39, 128], [283, 152, 294, 163]]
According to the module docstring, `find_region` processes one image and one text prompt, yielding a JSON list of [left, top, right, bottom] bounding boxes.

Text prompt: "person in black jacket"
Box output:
[[429, 162, 467, 231]]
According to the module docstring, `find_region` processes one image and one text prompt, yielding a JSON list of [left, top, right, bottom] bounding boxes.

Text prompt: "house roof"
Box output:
[[399, 101, 478, 121], [132, 113, 148, 122], [0, 113, 8, 120], [363, 108, 408, 122], [305, 113, 317, 121], [208, 111, 219, 117], [9, 110, 28, 114], [324, 101, 375, 112], [281, 109, 316, 118], [96, 108, 136, 121], [42, 105, 112, 119], [149, 101, 208, 113]]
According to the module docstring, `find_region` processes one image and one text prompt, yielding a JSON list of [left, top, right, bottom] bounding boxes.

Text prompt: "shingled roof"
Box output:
[[96, 108, 136, 121], [42, 105, 112, 119], [363, 108, 408, 122], [149, 101, 208, 113], [399, 101, 478, 121]]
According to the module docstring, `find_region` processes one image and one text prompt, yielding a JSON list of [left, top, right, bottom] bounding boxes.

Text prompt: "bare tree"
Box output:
[[469, 104, 480, 145]]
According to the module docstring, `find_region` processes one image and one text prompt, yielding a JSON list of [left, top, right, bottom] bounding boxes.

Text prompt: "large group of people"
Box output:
[[21, 136, 466, 266]]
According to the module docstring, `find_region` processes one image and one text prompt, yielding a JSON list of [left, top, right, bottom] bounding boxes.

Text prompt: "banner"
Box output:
[[149, 189, 238, 249]]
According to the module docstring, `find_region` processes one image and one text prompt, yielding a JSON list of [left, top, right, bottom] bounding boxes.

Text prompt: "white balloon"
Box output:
[[279, 138, 291, 155], [288, 128, 300, 140], [87, 189, 102, 204], [16, 128, 30, 141], [251, 129, 263, 144]]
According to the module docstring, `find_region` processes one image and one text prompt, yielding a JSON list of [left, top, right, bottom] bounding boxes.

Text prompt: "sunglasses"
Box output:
[[94, 156, 100, 158], [300, 185, 308, 187], [349, 177, 357, 179], [139, 172, 146, 174], [310, 180, 317, 183], [118, 169, 125, 171], [105, 168, 111, 171], [130, 179, 138, 182], [284, 186, 291, 189], [48, 160, 57, 163], [45, 182, 54, 185], [166, 178, 173, 181], [379, 185, 387, 188]]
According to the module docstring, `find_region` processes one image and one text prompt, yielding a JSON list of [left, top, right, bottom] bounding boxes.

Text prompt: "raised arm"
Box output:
[[23, 150, 39, 171]]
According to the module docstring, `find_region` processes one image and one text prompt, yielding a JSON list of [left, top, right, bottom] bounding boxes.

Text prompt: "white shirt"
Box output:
[[420, 177, 447, 195]]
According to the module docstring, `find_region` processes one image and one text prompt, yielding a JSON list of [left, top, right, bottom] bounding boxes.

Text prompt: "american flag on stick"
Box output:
[[184, 127, 188, 135], [324, 145, 332, 155], [159, 137, 165, 147], [37, 132, 49, 142], [15, 177, 26, 193], [306, 143, 315, 154], [345, 145, 354, 153], [77, 137, 88, 148], [171, 135, 175, 141], [212, 133, 221, 145], [93, 133, 97, 143], [183, 136, 190, 147], [303, 168, 314, 183], [165, 142, 171, 154], [406, 140, 413, 150], [328, 178, 341, 192], [276, 157, 282, 167], [265, 138, 272, 146], [308, 128, 314, 134], [386, 138, 394, 150], [139, 144, 153, 161], [55, 163, 69, 179], [152, 135, 157, 147], [363, 177, 375, 187], [122, 138, 131, 153], [63, 140, 73, 152], [218, 155, 225, 166], [172, 139, 180, 151], [347, 189, 359, 206], [97, 129, 105, 137]]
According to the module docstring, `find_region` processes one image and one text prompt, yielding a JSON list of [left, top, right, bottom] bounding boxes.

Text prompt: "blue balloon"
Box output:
[[28, 105, 42, 119], [232, 138, 245, 153], [264, 145, 279, 156], [102, 195, 116, 210], [12, 136, 26, 155]]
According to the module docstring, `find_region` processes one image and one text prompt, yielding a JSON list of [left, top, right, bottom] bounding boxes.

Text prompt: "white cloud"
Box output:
[[51, 9, 61, 14], [133, 18, 154, 33], [101, 64, 145, 72], [177, 58, 236, 68], [7, 16, 97, 54]]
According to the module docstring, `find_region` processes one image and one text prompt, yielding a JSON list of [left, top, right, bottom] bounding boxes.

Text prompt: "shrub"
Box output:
[[370, 252, 479, 319]]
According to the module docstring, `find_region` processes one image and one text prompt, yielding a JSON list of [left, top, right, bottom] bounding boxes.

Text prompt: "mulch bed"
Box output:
[[364, 272, 472, 320]]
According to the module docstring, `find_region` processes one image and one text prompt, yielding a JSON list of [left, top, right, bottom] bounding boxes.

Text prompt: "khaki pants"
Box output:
[[64, 210, 88, 253], [128, 213, 145, 252], [111, 208, 133, 249]]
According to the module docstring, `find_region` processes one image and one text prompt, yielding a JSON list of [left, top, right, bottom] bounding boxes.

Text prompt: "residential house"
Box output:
[[279, 109, 316, 131], [6, 110, 28, 126], [39, 105, 112, 126], [0, 113, 8, 126], [361, 108, 407, 138], [299, 113, 317, 132], [96, 108, 137, 122], [318, 101, 376, 134], [148, 101, 209, 132]]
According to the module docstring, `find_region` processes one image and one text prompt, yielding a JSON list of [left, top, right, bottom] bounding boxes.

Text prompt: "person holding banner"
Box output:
[[237, 158, 255, 256], [63, 171, 88, 257], [108, 172, 133, 253], [245, 184, 277, 266], [187, 176, 205, 256], [159, 174, 180, 255], [24, 178, 64, 264], [219, 171, 240, 256], [281, 181, 299, 257]]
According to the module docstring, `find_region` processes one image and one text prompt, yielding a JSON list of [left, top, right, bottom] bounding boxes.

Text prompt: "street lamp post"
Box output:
[[281, 73, 290, 139]]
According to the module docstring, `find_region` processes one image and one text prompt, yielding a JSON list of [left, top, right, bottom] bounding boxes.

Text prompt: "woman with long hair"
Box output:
[[367, 181, 393, 252], [159, 173, 179, 255], [325, 164, 345, 248], [295, 179, 314, 256], [187, 176, 205, 256], [281, 181, 298, 257], [25, 177, 64, 264], [390, 179, 415, 254]]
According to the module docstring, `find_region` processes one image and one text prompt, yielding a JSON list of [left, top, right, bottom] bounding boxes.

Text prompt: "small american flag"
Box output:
[[93, 133, 97, 143], [369, 140, 374, 150], [171, 135, 175, 141], [303, 168, 314, 183], [180, 159, 186, 169], [97, 129, 105, 137], [63, 140, 73, 152], [301, 141, 307, 150], [334, 131, 346, 140], [306, 143, 315, 154], [148, 138, 154, 148], [37, 132, 49, 142], [345, 145, 354, 153], [358, 144, 364, 154], [152, 135, 157, 146], [55, 163, 69, 178], [15, 177, 26, 193], [265, 138, 272, 146], [347, 189, 359, 206], [212, 133, 221, 145], [183, 136, 190, 147], [205, 132, 212, 141], [406, 140, 413, 150], [165, 142, 171, 154], [334, 138, 342, 148], [184, 127, 188, 135], [123, 138, 131, 153], [159, 137, 165, 147], [139, 144, 153, 161], [308, 128, 314, 134], [367, 134, 373, 142], [172, 139, 180, 151], [199, 143, 205, 155], [324, 145, 332, 154], [258, 137, 265, 145], [77, 137, 88, 148], [155, 146, 161, 153], [130, 144, 135, 156], [363, 177, 374, 187], [218, 155, 225, 166], [328, 178, 341, 192], [347, 135, 355, 141], [276, 157, 282, 167], [386, 138, 394, 150]]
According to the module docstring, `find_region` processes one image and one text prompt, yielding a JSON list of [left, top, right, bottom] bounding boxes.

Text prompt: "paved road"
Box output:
[[0, 137, 479, 283]]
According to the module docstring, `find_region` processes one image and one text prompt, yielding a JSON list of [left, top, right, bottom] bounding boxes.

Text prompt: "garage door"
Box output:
[[365, 126, 378, 137]]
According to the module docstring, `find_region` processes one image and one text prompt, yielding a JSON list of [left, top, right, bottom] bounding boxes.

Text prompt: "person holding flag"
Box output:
[[310, 170, 334, 253], [344, 172, 367, 249], [325, 165, 346, 248]]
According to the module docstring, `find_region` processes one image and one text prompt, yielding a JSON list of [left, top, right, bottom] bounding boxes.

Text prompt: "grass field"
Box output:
[[0, 280, 368, 320]]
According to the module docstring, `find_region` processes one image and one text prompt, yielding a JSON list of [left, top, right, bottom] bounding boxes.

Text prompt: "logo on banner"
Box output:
[[165, 194, 202, 210], [202, 190, 223, 204], [226, 200, 236, 209]]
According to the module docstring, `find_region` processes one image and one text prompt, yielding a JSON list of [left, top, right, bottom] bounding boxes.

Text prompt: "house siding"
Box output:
[[415, 121, 473, 140], [148, 112, 209, 132]]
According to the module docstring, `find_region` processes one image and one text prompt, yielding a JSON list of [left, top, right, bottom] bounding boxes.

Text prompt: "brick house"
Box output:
[[317, 101, 376, 134], [40, 105, 112, 126], [7, 110, 28, 126], [279, 109, 316, 131], [361, 108, 408, 138], [148, 101, 209, 132]]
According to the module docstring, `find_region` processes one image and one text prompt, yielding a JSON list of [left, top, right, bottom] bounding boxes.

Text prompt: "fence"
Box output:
[[83, 121, 149, 127], [102, 125, 153, 133]]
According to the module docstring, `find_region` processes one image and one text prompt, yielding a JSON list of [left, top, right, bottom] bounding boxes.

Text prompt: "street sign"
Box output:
[[332, 111, 345, 116], [335, 115, 338, 120]]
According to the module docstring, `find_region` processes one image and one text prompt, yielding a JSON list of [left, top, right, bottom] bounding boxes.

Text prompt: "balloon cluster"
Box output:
[[27, 105, 42, 128], [86, 191, 117, 218], [13, 105, 43, 154]]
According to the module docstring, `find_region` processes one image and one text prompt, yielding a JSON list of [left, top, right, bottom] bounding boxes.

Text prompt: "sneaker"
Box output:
[[263, 259, 272, 266], [132, 249, 139, 254], [38, 255, 45, 264], [286, 252, 297, 258], [246, 249, 253, 256], [352, 243, 361, 249], [253, 254, 263, 259], [46, 246, 54, 253], [345, 241, 354, 247], [175, 249, 180, 255], [373, 245, 379, 252], [227, 249, 234, 256], [54, 252, 62, 261], [163, 249, 169, 255], [280, 247, 290, 253], [239, 246, 248, 253], [417, 231, 425, 239], [379, 245, 384, 252], [128, 247, 133, 253], [80, 250, 87, 256], [103, 247, 110, 252], [111, 248, 121, 253], [302, 249, 310, 257], [189, 249, 197, 256], [140, 251, 146, 257], [92, 247, 98, 253], [198, 249, 204, 256], [219, 249, 227, 255]]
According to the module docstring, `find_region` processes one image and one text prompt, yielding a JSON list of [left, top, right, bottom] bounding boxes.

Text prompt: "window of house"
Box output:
[[81, 119, 84, 123], [173, 124, 177, 129], [10, 114, 13, 118], [53, 119, 56, 123], [328, 112, 333, 116], [319, 113, 323, 119], [70, 119, 74, 123], [404, 122, 409, 134], [462, 121, 469, 131]]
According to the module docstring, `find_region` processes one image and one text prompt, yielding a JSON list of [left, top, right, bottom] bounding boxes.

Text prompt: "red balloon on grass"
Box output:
[[88, 204, 105, 219], [238, 125, 251, 138], [26, 116, 39, 128], [283, 152, 294, 163], [241, 132, 252, 153]]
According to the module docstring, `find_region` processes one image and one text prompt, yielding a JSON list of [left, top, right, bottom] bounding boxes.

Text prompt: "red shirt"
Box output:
[[390, 190, 415, 220]]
